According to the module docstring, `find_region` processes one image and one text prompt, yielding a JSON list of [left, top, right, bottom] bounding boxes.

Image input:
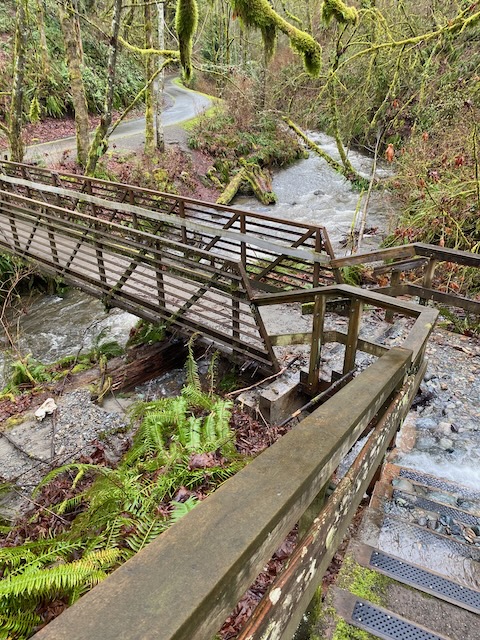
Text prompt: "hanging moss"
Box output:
[[175, 0, 198, 81], [321, 0, 359, 26], [230, 0, 322, 76]]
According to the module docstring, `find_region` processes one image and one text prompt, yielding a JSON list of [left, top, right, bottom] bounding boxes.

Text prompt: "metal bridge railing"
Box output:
[[0, 160, 341, 291], [0, 188, 278, 372]]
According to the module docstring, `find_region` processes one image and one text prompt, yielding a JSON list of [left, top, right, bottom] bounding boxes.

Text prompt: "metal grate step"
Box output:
[[399, 469, 480, 501], [351, 600, 446, 640], [370, 550, 480, 614], [392, 489, 480, 527]]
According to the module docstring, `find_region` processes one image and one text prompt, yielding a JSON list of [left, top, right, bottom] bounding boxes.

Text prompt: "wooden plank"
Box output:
[[31, 348, 412, 640], [237, 369, 418, 640], [343, 299, 363, 374], [253, 284, 427, 318], [331, 245, 416, 268], [414, 242, 480, 267], [373, 256, 428, 276]]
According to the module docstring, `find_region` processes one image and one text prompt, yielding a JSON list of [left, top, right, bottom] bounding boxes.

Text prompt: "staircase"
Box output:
[[319, 463, 480, 639]]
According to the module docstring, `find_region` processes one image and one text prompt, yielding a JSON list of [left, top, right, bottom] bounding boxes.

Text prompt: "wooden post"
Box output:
[[420, 258, 437, 305], [343, 298, 363, 375], [308, 293, 327, 392], [385, 270, 401, 323], [313, 230, 321, 288]]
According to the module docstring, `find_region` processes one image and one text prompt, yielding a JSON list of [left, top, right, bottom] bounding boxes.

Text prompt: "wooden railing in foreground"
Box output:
[[331, 243, 480, 316], [0, 160, 341, 290], [32, 287, 437, 640]]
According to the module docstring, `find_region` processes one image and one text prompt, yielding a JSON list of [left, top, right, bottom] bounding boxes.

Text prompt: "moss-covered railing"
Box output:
[[31, 287, 437, 640]]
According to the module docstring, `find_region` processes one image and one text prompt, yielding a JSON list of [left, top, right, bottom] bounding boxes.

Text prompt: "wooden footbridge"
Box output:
[[0, 161, 479, 639]]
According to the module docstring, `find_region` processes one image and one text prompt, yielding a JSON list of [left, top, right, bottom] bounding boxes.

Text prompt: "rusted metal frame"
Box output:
[[343, 298, 364, 375], [1, 160, 326, 238], [154, 240, 166, 311], [237, 367, 417, 640], [29, 348, 411, 640], [251, 229, 316, 283], [161, 278, 266, 340], [1, 180, 329, 267], [232, 289, 241, 361], [307, 293, 327, 392], [2, 196, 23, 253], [104, 215, 166, 300], [164, 272, 226, 329], [3, 190, 247, 273], [237, 262, 281, 372], [200, 211, 241, 254], [20, 215, 43, 257], [167, 315, 276, 368], [45, 208, 61, 267]]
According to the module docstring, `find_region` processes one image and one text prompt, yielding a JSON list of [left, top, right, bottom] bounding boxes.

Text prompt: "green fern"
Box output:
[[0, 349, 247, 636]]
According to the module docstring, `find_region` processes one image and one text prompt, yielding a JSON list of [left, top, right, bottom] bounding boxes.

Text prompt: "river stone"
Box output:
[[439, 437, 454, 450], [416, 417, 437, 430]]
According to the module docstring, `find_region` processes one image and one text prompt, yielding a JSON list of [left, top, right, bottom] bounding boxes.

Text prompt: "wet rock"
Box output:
[[416, 417, 437, 430], [439, 437, 454, 451], [392, 478, 413, 493]]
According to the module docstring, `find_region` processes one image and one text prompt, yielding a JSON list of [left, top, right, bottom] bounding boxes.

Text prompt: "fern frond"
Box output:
[[186, 333, 201, 390], [125, 515, 167, 553], [169, 496, 198, 524]]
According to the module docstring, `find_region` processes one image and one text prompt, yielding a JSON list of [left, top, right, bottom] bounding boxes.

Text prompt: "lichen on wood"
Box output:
[[230, 0, 322, 76], [321, 0, 359, 26], [175, 0, 198, 81]]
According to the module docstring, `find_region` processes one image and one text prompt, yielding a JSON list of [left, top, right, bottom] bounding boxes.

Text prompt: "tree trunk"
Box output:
[[155, 0, 165, 152], [36, 0, 50, 77], [144, 0, 155, 156], [59, 0, 89, 167], [9, 0, 27, 163], [86, 0, 124, 175]]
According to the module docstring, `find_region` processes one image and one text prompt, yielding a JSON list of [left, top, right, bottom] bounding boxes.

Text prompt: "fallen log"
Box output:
[[216, 168, 248, 205], [283, 116, 344, 174], [241, 159, 277, 205]]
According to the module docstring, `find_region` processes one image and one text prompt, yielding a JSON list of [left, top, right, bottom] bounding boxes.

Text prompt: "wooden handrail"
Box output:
[[32, 347, 415, 640]]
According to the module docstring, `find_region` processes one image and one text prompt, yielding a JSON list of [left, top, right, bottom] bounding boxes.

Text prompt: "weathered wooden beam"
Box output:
[[414, 242, 480, 267], [237, 364, 423, 640], [330, 245, 416, 268], [31, 348, 412, 640]]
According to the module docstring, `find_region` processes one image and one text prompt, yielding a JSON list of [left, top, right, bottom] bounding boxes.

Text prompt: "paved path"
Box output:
[[25, 76, 212, 163]]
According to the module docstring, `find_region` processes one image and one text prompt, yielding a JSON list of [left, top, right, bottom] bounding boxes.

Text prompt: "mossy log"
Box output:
[[283, 117, 344, 174], [216, 168, 248, 205], [240, 159, 277, 205], [216, 161, 277, 206]]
